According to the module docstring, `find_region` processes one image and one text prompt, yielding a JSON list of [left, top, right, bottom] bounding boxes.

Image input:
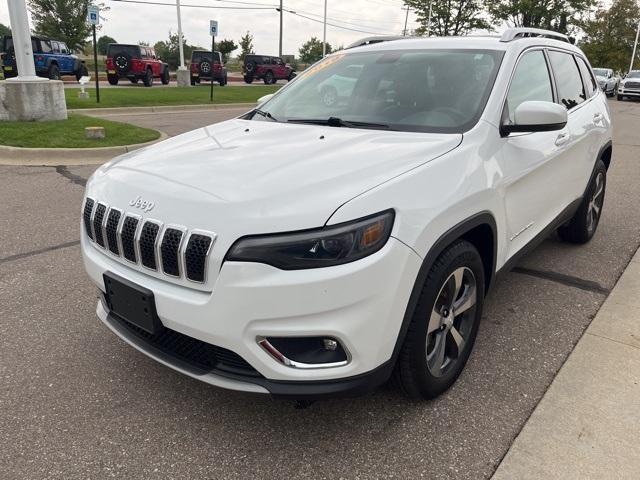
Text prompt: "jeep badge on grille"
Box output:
[[129, 195, 155, 212]]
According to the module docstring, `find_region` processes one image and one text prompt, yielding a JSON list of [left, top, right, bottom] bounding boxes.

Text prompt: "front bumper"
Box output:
[[619, 87, 640, 97], [83, 234, 422, 397]]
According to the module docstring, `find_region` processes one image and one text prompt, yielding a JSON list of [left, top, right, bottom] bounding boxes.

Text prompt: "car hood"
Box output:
[[88, 119, 462, 234]]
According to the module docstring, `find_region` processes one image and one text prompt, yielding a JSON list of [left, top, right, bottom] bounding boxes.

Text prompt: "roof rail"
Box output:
[[346, 35, 408, 49], [500, 27, 570, 44]]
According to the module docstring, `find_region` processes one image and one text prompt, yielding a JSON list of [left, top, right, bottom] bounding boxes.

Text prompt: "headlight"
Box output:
[[226, 210, 395, 269]]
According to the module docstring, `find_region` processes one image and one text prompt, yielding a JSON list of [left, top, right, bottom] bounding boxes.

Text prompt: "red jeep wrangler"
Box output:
[[106, 44, 169, 87], [242, 55, 295, 84], [190, 50, 227, 86]]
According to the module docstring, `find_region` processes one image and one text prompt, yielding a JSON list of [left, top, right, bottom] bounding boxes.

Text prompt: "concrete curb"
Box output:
[[0, 131, 168, 166], [492, 247, 640, 480], [69, 103, 255, 116]]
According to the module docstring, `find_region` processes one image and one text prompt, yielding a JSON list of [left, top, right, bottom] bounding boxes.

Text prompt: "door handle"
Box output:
[[593, 112, 604, 124], [555, 132, 570, 146]]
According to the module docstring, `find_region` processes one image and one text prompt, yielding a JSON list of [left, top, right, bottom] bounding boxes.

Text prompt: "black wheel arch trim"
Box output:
[[388, 212, 497, 366]]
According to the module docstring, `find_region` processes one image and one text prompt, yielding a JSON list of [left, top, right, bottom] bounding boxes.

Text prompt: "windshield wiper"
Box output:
[[253, 109, 279, 122], [287, 117, 392, 130]]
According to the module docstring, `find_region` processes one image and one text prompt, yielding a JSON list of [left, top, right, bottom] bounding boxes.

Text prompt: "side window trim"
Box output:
[[500, 47, 555, 125], [576, 54, 597, 98]]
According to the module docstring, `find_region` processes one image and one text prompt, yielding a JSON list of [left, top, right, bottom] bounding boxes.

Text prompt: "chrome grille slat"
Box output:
[[93, 203, 108, 248], [160, 227, 185, 277]]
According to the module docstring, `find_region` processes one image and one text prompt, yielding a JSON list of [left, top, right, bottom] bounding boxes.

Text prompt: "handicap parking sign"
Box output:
[[88, 5, 100, 25]]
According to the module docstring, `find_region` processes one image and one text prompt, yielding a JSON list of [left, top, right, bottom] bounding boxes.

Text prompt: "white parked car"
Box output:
[[618, 70, 640, 101], [592, 68, 619, 97], [82, 28, 612, 400]]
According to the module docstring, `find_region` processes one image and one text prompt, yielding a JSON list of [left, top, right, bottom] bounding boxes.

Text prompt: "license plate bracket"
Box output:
[[103, 272, 162, 334]]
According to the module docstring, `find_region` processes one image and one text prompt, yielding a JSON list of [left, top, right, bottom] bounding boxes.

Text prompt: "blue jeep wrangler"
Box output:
[[1, 35, 88, 81]]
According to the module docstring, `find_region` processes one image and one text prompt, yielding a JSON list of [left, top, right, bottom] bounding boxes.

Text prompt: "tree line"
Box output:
[[0, 0, 637, 72]]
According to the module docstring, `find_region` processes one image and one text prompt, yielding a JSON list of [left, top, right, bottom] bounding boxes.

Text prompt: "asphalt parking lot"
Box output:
[[1, 99, 639, 479]]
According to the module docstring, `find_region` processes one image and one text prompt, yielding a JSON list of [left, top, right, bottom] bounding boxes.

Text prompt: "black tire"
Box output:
[[394, 240, 485, 400], [264, 70, 275, 85], [199, 60, 212, 77], [219, 74, 227, 86], [129, 77, 139, 84], [245, 60, 256, 73], [244, 75, 254, 84], [160, 67, 170, 85], [288, 71, 297, 82], [617, 94, 624, 101], [75, 63, 89, 82], [190, 76, 197, 86], [113, 52, 132, 75], [107, 74, 119, 86], [143, 68, 153, 87], [558, 160, 607, 244], [48, 64, 60, 80]]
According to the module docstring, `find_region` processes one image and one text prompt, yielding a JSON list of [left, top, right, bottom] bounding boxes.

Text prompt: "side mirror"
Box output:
[[257, 93, 274, 105], [501, 101, 567, 136]]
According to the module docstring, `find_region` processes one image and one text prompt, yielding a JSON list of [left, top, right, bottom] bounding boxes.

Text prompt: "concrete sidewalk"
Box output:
[[493, 248, 640, 480]]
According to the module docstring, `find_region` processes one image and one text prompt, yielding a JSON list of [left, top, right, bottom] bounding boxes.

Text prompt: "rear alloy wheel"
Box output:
[[48, 64, 60, 80], [143, 68, 153, 87], [558, 160, 607, 244], [394, 240, 484, 399], [264, 71, 274, 85], [244, 75, 254, 84]]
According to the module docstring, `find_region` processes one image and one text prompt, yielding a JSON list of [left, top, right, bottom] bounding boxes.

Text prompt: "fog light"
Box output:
[[258, 336, 349, 368], [323, 338, 338, 351]]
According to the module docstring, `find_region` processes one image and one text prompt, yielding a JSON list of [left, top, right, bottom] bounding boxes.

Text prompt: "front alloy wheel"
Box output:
[[395, 240, 485, 399], [426, 267, 477, 377]]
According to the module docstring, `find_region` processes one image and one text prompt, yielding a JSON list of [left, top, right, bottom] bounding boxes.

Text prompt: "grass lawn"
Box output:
[[0, 113, 161, 148], [66, 85, 280, 109]]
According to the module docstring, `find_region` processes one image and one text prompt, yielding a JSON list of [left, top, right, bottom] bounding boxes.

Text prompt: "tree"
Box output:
[[404, 0, 491, 36], [238, 31, 254, 63], [0, 23, 11, 38], [153, 31, 200, 70], [217, 39, 237, 62], [97, 35, 116, 55], [485, 0, 595, 34], [299, 37, 332, 64], [580, 0, 640, 73], [29, 0, 108, 51]]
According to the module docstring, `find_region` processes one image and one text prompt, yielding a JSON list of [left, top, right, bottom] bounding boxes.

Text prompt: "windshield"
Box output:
[[254, 49, 503, 133], [627, 71, 640, 78], [593, 68, 609, 77]]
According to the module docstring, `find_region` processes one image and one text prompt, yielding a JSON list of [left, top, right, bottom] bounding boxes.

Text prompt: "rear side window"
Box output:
[[505, 50, 553, 123], [108, 45, 140, 58], [548, 51, 586, 110], [576, 56, 597, 97]]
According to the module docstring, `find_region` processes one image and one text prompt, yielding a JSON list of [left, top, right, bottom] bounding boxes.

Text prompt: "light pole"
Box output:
[[6, 0, 38, 81], [630, 19, 640, 73], [174, 0, 190, 86], [279, 0, 283, 57], [403, 6, 410, 36], [322, 0, 328, 57], [427, 0, 433, 37]]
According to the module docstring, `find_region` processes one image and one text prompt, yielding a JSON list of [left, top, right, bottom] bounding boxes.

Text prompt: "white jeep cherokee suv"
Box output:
[[82, 28, 612, 400]]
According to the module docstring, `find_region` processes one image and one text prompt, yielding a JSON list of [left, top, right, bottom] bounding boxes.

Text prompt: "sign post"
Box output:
[[88, 5, 100, 103], [210, 20, 218, 103]]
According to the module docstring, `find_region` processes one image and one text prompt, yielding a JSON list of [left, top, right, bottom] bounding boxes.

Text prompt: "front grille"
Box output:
[[160, 228, 184, 276], [83, 197, 216, 284], [93, 204, 107, 248], [139, 221, 160, 270], [625, 81, 640, 89], [111, 311, 261, 377], [105, 209, 122, 255], [185, 234, 213, 282], [83, 198, 95, 240]]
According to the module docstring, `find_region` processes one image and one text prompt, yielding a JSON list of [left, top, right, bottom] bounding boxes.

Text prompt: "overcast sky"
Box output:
[[0, 0, 422, 56]]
